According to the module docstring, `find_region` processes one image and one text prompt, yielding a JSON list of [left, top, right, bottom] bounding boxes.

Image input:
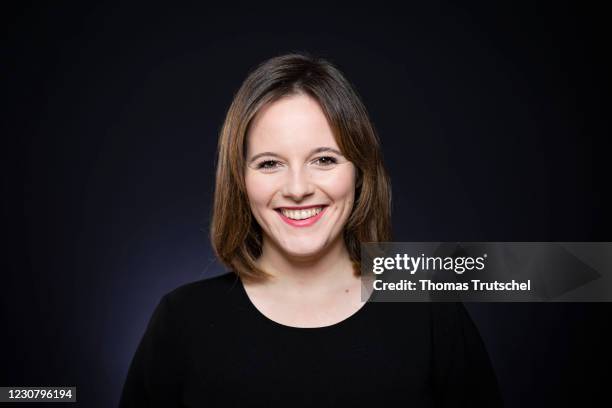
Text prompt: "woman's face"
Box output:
[[244, 93, 357, 259]]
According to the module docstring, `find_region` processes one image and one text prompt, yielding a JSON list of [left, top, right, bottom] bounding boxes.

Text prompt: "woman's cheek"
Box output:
[[246, 173, 268, 204], [323, 167, 356, 199]]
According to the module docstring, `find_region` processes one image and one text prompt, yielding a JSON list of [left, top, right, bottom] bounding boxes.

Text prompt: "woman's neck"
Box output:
[[254, 235, 357, 297]]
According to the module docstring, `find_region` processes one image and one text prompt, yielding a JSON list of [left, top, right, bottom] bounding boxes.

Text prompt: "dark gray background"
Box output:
[[3, 1, 610, 407]]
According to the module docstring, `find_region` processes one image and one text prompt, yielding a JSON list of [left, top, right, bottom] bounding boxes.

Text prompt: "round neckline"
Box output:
[[237, 276, 374, 332]]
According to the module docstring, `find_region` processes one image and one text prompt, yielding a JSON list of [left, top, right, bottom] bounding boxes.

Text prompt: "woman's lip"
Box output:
[[276, 206, 328, 227], [275, 204, 328, 210]]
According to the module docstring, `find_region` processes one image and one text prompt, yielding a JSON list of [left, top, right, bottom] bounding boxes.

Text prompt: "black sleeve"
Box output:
[[431, 302, 504, 408], [119, 294, 186, 408]]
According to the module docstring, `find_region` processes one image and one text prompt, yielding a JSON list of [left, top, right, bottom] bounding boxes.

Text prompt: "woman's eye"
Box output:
[[255, 157, 337, 171], [313, 156, 338, 166], [257, 160, 280, 170]]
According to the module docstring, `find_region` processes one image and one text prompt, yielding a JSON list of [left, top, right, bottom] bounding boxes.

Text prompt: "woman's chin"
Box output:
[[279, 241, 328, 259]]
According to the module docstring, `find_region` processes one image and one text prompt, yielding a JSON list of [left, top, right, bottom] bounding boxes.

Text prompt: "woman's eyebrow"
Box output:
[[247, 147, 343, 164]]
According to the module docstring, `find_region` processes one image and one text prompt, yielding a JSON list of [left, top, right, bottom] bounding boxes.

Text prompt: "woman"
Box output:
[[119, 52, 503, 407]]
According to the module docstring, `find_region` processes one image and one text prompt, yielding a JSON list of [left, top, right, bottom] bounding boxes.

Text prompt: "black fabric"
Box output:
[[119, 272, 503, 407]]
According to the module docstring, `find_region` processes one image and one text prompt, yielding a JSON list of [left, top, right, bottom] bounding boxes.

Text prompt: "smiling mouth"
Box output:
[[275, 206, 327, 220]]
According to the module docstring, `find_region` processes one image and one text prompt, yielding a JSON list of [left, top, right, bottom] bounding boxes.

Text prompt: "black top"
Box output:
[[119, 272, 503, 407]]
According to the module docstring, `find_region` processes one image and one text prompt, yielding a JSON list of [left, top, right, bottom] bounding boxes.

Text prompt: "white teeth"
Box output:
[[280, 207, 324, 220]]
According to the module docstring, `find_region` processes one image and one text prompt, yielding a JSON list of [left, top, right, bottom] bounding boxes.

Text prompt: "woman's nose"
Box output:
[[281, 167, 314, 200]]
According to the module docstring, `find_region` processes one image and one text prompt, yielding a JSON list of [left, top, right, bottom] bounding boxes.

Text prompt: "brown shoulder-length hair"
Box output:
[[210, 52, 392, 284]]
